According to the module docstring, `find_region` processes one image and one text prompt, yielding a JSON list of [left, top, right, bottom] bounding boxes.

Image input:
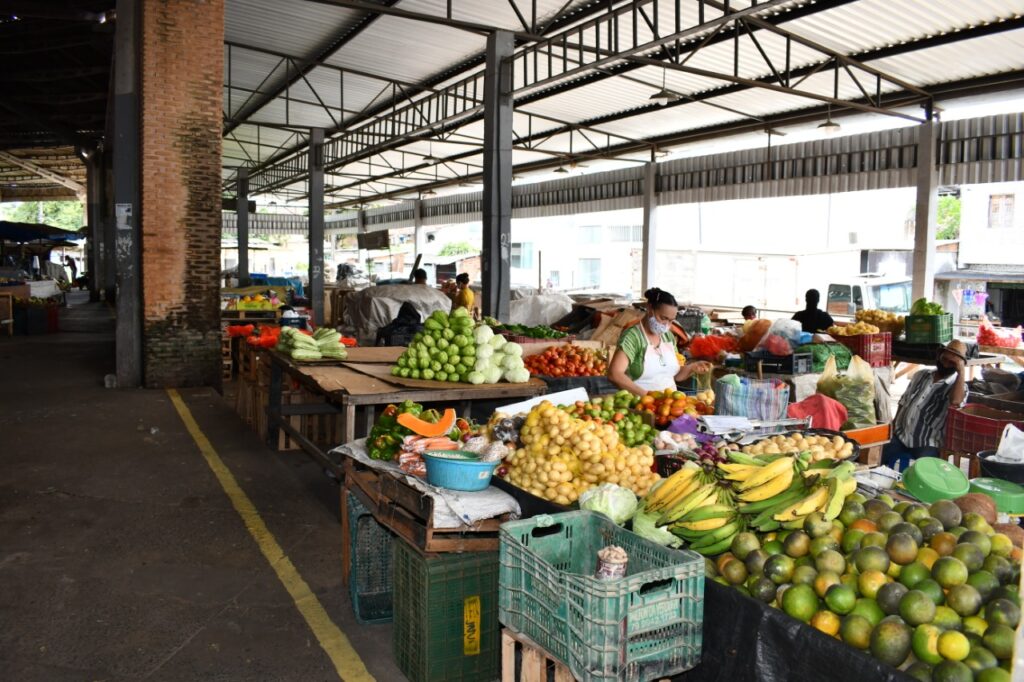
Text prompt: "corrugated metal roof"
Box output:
[[224, 0, 1024, 203]]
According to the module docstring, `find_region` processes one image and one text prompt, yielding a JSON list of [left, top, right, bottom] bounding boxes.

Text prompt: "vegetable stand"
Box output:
[[265, 348, 546, 476]]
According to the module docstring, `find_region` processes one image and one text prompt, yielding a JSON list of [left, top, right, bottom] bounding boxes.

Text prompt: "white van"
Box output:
[[825, 274, 912, 318]]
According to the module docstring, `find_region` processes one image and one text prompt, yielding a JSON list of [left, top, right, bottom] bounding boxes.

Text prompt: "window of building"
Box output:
[[579, 225, 602, 243], [511, 242, 533, 269], [578, 258, 601, 287], [988, 194, 1015, 229], [609, 225, 642, 242]]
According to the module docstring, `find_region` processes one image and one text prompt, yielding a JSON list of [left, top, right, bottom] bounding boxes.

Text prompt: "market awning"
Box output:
[[935, 269, 1024, 283], [0, 221, 82, 243]]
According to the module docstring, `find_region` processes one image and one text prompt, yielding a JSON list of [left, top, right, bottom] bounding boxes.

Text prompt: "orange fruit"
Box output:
[[811, 610, 841, 636], [850, 519, 878, 533]]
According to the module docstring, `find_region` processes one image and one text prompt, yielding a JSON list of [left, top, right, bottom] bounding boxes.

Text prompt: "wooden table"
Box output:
[[265, 347, 546, 475]]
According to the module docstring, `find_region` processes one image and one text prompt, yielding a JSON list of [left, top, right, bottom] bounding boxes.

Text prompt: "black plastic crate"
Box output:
[[677, 308, 705, 336], [743, 351, 813, 375]]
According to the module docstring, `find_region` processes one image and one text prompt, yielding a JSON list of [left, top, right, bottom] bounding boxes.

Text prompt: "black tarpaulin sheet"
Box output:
[[673, 581, 914, 682]]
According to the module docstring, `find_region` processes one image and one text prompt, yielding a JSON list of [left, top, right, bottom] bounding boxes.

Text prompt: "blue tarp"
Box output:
[[0, 221, 81, 243]]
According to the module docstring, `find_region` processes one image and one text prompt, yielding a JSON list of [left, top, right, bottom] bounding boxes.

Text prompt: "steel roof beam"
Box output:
[[223, 0, 402, 136], [0, 150, 86, 199]]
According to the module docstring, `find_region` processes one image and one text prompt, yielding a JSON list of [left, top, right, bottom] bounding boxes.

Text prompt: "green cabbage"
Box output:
[[579, 484, 637, 525]]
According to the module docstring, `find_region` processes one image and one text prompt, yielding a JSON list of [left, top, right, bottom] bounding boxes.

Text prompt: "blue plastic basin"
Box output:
[[421, 451, 498, 492]]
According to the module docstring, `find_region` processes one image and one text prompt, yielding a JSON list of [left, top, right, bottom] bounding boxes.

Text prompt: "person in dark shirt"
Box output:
[[741, 305, 757, 320], [792, 289, 834, 333]]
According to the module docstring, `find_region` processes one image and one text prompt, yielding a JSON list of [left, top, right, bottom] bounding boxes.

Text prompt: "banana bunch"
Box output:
[[644, 463, 741, 555], [719, 452, 809, 503], [740, 461, 857, 531]]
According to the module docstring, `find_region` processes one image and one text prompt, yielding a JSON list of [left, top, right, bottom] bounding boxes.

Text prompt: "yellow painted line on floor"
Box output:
[[167, 389, 375, 682]]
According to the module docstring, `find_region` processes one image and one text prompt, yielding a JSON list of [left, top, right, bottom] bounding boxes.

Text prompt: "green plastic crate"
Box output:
[[347, 493, 394, 625], [905, 313, 953, 344], [499, 511, 704, 682], [392, 539, 500, 682]]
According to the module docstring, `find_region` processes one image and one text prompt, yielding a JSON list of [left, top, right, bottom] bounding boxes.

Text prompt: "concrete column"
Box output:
[[413, 199, 425, 261], [481, 30, 514, 321], [641, 161, 658, 293], [236, 167, 249, 286], [103, 155, 116, 301], [308, 128, 325, 325], [912, 119, 938, 302], [86, 152, 103, 301], [113, 0, 142, 387]]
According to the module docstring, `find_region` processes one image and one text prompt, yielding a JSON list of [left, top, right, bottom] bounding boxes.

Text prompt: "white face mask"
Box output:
[[647, 317, 670, 336]]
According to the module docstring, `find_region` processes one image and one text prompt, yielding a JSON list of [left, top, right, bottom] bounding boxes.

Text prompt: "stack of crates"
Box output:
[[392, 539, 500, 682], [347, 494, 395, 624]]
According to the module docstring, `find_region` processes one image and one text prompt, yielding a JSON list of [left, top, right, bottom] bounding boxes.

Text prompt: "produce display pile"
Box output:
[[829, 322, 881, 336], [704, 492, 1021, 679], [274, 326, 348, 360], [391, 309, 530, 384], [977, 318, 1022, 349], [911, 298, 946, 316], [856, 309, 905, 326], [523, 343, 607, 377], [493, 323, 569, 339], [637, 388, 715, 427], [559, 391, 656, 447], [501, 400, 660, 504], [740, 432, 855, 462]]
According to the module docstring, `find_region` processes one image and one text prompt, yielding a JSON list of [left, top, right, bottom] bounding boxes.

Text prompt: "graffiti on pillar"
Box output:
[[116, 234, 133, 273]]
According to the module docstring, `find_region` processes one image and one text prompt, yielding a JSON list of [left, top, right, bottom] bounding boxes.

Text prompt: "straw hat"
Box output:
[[942, 339, 968, 363]]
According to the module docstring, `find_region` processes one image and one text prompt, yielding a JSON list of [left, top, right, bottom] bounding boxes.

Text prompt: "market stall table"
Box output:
[[265, 348, 546, 475]]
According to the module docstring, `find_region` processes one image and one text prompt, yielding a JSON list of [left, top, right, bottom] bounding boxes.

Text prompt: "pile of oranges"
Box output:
[[637, 389, 715, 427]]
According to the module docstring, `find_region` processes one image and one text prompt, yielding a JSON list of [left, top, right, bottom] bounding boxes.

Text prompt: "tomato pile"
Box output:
[[638, 389, 715, 427], [524, 344, 608, 377]]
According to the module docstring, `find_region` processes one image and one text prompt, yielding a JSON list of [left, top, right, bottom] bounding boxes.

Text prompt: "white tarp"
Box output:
[[345, 284, 451, 343], [508, 293, 573, 327]]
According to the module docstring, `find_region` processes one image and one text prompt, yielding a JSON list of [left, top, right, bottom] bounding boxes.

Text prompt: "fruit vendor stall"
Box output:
[[337, 381, 1022, 681]]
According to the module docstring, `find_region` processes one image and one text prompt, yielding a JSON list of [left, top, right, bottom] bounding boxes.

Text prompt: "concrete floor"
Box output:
[[0, 294, 403, 681]]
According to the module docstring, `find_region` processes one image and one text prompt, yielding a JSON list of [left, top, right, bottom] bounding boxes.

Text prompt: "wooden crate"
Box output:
[[343, 457, 508, 554], [502, 629, 574, 682]]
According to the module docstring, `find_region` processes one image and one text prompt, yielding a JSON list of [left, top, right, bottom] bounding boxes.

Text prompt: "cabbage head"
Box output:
[[579, 484, 637, 525]]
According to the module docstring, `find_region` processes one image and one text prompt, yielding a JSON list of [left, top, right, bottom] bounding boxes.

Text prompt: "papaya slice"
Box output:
[[397, 408, 457, 438]]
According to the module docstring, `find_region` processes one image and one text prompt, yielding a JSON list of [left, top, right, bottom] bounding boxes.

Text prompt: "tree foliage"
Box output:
[[0, 201, 84, 231], [438, 241, 476, 256], [936, 195, 961, 240]]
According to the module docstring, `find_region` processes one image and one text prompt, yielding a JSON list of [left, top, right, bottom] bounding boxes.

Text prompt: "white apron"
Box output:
[[634, 339, 680, 393]]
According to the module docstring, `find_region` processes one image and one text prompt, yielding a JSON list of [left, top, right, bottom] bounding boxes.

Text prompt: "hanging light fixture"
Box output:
[[552, 161, 569, 174], [649, 67, 679, 106], [423, 139, 440, 164], [420, 188, 437, 198], [818, 105, 841, 135]]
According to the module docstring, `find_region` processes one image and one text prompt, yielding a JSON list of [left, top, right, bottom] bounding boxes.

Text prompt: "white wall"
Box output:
[[959, 182, 1024, 267]]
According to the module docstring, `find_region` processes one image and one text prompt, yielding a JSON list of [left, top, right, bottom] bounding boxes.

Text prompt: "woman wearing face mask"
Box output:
[[608, 288, 713, 397]]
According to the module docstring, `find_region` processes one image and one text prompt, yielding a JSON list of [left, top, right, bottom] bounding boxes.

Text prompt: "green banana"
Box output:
[[690, 534, 737, 556], [825, 461, 855, 480], [688, 519, 743, 550], [822, 477, 845, 521], [738, 486, 805, 514], [679, 503, 735, 524], [727, 451, 763, 466], [756, 520, 781, 532], [657, 485, 716, 527]]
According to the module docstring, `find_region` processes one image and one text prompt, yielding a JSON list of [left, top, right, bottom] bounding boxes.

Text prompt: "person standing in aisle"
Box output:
[[608, 287, 712, 397], [65, 256, 78, 284], [792, 289, 834, 333], [450, 273, 474, 314]]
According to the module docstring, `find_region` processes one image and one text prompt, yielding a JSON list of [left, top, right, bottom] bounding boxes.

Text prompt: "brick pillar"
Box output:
[[139, 0, 224, 387]]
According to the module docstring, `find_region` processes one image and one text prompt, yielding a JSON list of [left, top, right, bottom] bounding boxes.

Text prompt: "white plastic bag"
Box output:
[[755, 319, 804, 352], [993, 424, 1024, 463]]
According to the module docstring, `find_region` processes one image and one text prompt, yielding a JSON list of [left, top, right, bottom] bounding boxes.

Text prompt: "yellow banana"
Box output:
[[645, 467, 697, 511], [659, 485, 717, 525], [655, 476, 702, 512], [774, 486, 830, 522], [678, 516, 730, 532], [718, 463, 762, 479], [737, 457, 794, 492], [738, 466, 794, 502]]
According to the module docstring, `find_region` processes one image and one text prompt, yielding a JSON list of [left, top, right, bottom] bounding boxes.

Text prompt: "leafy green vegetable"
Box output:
[[911, 298, 945, 316]]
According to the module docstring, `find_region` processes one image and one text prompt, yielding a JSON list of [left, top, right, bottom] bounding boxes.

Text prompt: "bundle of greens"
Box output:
[[911, 298, 945, 316]]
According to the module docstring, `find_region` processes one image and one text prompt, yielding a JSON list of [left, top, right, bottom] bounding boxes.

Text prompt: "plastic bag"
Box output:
[[689, 335, 739, 360], [760, 334, 793, 356], [977, 316, 1023, 349], [836, 357, 877, 429], [715, 376, 790, 420], [994, 424, 1024, 463], [756, 319, 804, 352], [787, 394, 848, 431], [817, 356, 842, 398]]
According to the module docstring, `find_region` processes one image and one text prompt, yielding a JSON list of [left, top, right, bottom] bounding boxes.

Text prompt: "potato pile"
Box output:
[[828, 322, 880, 336], [741, 432, 855, 461], [856, 309, 904, 325]]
